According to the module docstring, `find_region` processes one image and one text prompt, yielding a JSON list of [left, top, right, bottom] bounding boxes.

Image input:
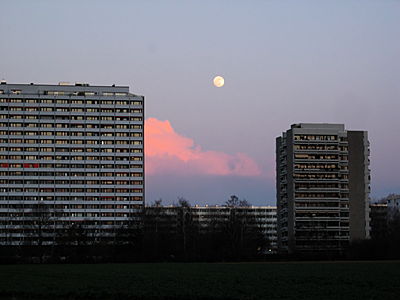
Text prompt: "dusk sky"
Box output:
[[1, 1, 399, 206]]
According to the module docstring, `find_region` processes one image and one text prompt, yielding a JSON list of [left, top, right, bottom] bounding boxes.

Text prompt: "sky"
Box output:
[[0, 0, 399, 206]]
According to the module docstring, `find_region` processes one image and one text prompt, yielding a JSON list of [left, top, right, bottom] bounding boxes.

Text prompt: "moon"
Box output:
[[213, 76, 225, 87]]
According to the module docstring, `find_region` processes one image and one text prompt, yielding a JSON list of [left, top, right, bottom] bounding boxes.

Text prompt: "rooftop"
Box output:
[[291, 123, 345, 130], [0, 81, 140, 97]]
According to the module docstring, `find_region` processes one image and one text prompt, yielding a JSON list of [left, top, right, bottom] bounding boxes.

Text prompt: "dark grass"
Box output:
[[1, 261, 400, 300]]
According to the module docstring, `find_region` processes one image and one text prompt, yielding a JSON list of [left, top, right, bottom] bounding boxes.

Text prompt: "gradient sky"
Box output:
[[1, 1, 399, 206]]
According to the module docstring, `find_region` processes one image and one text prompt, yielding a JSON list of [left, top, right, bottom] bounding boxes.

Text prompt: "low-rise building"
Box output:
[[369, 203, 388, 239], [387, 195, 400, 211]]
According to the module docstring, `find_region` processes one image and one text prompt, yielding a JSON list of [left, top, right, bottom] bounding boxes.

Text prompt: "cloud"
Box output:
[[145, 118, 262, 177]]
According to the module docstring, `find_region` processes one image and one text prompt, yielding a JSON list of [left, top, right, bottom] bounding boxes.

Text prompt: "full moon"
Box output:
[[213, 76, 225, 87]]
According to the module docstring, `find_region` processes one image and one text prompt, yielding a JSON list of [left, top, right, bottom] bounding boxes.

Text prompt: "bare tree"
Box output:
[[225, 195, 251, 207], [176, 197, 197, 260], [23, 200, 60, 262], [28, 201, 53, 247], [152, 198, 163, 207], [177, 197, 190, 208]]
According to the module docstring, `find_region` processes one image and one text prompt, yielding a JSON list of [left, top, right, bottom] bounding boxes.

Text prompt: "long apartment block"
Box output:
[[0, 82, 144, 245], [276, 123, 370, 254]]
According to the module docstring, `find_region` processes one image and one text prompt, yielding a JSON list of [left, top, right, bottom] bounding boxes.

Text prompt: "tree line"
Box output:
[[347, 204, 400, 259], [0, 196, 271, 263]]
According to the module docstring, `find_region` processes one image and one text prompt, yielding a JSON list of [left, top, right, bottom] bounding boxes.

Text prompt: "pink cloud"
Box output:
[[145, 118, 262, 177]]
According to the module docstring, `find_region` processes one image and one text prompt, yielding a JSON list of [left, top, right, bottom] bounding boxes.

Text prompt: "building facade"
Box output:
[[0, 82, 144, 245], [369, 203, 388, 240], [386, 194, 400, 211], [276, 123, 370, 254]]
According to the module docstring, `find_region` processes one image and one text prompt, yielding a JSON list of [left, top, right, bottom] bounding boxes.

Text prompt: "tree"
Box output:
[[0, 208, 12, 246], [24, 200, 60, 262], [387, 208, 400, 241], [176, 197, 198, 260], [152, 199, 163, 207], [221, 197, 268, 260], [173, 197, 191, 207], [113, 215, 143, 262], [225, 195, 251, 207], [143, 200, 177, 261], [58, 222, 91, 247], [28, 201, 53, 247]]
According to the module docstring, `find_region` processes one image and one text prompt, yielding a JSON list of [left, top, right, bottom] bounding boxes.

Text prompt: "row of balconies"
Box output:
[[0, 145, 144, 151], [1, 137, 144, 143], [293, 178, 342, 182], [295, 225, 349, 230], [0, 193, 143, 197], [295, 217, 349, 222], [0, 176, 144, 180], [1, 103, 143, 109], [0, 165, 143, 170], [0, 225, 131, 233], [0, 144, 143, 149], [0, 115, 143, 121], [294, 206, 343, 211], [0, 169, 143, 174], [0, 184, 143, 189], [0, 207, 141, 212], [295, 236, 349, 242], [295, 195, 348, 200], [0, 217, 135, 221], [0, 110, 144, 116], [0, 127, 143, 133], [0, 201, 143, 205], [0, 150, 144, 155], [0, 104, 143, 110], [295, 187, 346, 191]]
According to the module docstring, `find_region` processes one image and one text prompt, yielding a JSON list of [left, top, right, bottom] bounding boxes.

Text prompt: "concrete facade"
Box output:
[[0, 82, 144, 245], [276, 123, 370, 254]]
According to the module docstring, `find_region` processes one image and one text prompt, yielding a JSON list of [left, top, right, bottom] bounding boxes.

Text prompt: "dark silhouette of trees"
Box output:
[[221, 206, 268, 260], [348, 196, 400, 259], [143, 199, 177, 261], [225, 195, 251, 208], [2, 195, 272, 263], [27, 201, 53, 247], [176, 197, 198, 261]]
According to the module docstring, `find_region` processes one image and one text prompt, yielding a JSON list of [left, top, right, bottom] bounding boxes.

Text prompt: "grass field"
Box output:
[[1, 261, 400, 299]]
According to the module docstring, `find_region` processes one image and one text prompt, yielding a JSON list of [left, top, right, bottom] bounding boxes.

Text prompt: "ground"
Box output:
[[1, 261, 399, 299]]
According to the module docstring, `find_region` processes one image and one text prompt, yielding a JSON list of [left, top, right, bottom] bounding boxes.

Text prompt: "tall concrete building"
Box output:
[[276, 123, 370, 254], [0, 82, 144, 245]]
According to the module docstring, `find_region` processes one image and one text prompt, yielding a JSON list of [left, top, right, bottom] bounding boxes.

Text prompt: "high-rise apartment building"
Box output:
[[0, 82, 144, 245], [276, 124, 370, 254]]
